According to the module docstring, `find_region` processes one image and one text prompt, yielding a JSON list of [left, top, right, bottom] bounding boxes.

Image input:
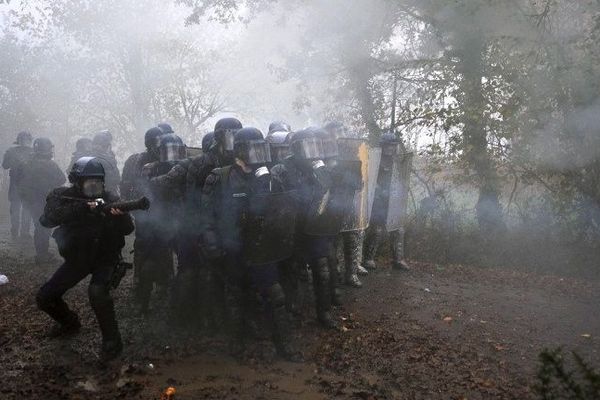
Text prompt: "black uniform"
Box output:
[[150, 148, 223, 326], [37, 186, 134, 358], [16, 155, 66, 261], [2, 144, 33, 238], [271, 156, 338, 329], [121, 151, 174, 313], [201, 163, 298, 358]]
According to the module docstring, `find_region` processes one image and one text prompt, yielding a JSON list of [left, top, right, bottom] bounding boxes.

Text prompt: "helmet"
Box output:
[[93, 130, 112, 150], [75, 137, 93, 153], [68, 156, 105, 183], [233, 127, 271, 166], [144, 127, 164, 152], [214, 118, 242, 163], [313, 128, 338, 159], [33, 137, 54, 158], [268, 121, 291, 135], [266, 130, 293, 163], [290, 128, 325, 161], [201, 131, 215, 151], [379, 131, 403, 156], [323, 121, 346, 138], [158, 134, 186, 163], [15, 131, 33, 146], [158, 122, 174, 134]]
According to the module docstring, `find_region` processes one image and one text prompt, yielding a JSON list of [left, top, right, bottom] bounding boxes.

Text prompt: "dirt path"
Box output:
[[1, 224, 599, 399]]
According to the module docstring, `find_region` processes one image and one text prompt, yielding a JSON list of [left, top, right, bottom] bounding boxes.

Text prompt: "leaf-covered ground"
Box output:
[[1, 225, 599, 400]]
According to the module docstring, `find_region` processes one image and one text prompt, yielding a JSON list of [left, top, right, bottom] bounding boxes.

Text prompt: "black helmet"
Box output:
[[201, 131, 215, 151], [158, 122, 174, 134], [33, 137, 54, 158], [268, 121, 291, 135], [144, 127, 164, 152], [214, 118, 242, 162], [15, 131, 33, 146], [290, 128, 325, 161], [266, 130, 293, 163], [380, 131, 403, 156], [158, 134, 186, 163], [75, 137, 93, 153], [313, 128, 338, 159], [68, 156, 105, 183], [93, 130, 112, 150], [233, 127, 271, 166], [323, 121, 345, 138]]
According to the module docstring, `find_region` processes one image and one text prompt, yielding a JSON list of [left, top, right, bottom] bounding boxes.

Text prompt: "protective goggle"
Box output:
[[218, 129, 236, 152], [239, 140, 272, 165], [82, 178, 104, 198], [291, 137, 325, 160], [159, 143, 186, 162]]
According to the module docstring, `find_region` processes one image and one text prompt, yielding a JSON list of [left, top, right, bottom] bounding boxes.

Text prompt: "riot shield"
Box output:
[[243, 190, 298, 265], [303, 186, 347, 236], [380, 152, 413, 232], [336, 138, 381, 232]]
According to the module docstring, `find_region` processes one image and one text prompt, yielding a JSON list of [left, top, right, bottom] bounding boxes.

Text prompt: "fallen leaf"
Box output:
[[443, 316, 453, 323]]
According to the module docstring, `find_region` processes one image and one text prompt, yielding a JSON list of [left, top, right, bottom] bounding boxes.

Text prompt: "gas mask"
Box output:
[[82, 178, 105, 198]]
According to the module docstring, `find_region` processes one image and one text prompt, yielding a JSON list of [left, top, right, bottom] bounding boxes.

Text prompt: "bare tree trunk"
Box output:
[[457, 36, 506, 235]]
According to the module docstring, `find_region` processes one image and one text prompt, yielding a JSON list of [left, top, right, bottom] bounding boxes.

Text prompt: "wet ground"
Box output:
[[1, 226, 599, 399]]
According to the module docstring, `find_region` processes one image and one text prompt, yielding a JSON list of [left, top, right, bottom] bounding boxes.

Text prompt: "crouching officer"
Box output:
[[36, 157, 135, 362]]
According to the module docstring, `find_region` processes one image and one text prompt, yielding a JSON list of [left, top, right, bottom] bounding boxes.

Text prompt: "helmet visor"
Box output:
[[293, 137, 325, 160], [382, 142, 402, 156], [244, 140, 272, 165], [160, 143, 186, 162], [270, 145, 290, 163], [82, 178, 104, 198], [220, 130, 236, 151]]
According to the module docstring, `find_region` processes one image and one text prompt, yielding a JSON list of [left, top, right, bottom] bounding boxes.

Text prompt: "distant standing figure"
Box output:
[[16, 138, 66, 263], [91, 130, 120, 193], [2, 131, 34, 240]]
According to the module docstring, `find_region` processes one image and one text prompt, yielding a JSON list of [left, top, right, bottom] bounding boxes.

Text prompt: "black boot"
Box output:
[[36, 291, 81, 338], [225, 284, 246, 357], [269, 284, 304, 362], [89, 284, 122, 361], [312, 258, 338, 329], [47, 313, 81, 338]]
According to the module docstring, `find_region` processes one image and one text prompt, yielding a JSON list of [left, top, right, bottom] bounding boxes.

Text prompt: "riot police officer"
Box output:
[[16, 138, 66, 263], [266, 129, 293, 166], [2, 131, 33, 240], [148, 119, 241, 327], [91, 130, 120, 193], [322, 123, 371, 288], [271, 129, 339, 329], [201, 127, 301, 360], [267, 120, 291, 135], [363, 132, 411, 271], [121, 127, 172, 314], [37, 157, 135, 361], [69, 137, 93, 169]]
